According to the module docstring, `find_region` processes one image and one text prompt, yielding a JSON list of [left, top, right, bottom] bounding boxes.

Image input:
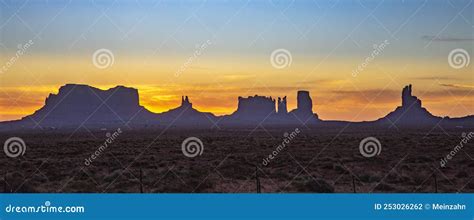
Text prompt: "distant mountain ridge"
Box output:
[[0, 83, 473, 131]]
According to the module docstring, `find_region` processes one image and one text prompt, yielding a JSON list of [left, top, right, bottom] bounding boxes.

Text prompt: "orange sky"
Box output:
[[0, 54, 472, 122]]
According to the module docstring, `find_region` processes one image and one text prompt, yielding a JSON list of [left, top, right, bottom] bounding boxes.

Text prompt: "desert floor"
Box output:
[[1, 127, 473, 193]]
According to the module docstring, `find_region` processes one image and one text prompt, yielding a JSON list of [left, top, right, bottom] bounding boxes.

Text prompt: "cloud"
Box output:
[[439, 83, 474, 89], [217, 74, 256, 81], [421, 35, 474, 42], [296, 79, 348, 87], [411, 76, 461, 81], [322, 89, 400, 105]]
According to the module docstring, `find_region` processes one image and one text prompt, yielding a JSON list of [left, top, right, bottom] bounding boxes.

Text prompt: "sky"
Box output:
[[0, 0, 473, 122]]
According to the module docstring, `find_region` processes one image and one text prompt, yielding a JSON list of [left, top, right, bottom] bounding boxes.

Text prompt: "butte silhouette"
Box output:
[[0, 84, 472, 131]]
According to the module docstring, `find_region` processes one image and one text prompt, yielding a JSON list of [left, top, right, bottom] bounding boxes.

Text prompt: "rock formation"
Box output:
[[378, 84, 439, 127], [157, 95, 217, 127], [181, 96, 192, 108], [222, 91, 320, 125], [401, 84, 421, 108], [297, 91, 313, 112], [23, 84, 156, 127], [289, 91, 319, 122], [277, 96, 288, 114], [232, 95, 276, 120], [13, 84, 218, 129]]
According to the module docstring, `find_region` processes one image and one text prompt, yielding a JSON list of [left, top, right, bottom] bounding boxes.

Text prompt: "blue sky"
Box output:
[[1, 0, 472, 57]]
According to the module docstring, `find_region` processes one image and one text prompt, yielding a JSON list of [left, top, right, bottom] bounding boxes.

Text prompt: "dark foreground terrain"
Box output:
[[1, 127, 473, 193]]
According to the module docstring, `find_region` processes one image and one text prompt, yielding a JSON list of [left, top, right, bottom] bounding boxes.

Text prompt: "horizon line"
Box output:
[[1, 83, 473, 124]]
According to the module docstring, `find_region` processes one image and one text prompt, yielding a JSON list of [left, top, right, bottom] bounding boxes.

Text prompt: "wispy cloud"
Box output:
[[439, 83, 474, 89], [411, 76, 461, 81], [217, 74, 256, 81], [421, 35, 474, 42], [324, 89, 400, 105], [297, 79, 348, 87]]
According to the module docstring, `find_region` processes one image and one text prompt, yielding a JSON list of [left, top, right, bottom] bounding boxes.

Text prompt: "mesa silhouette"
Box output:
[[0, 84, 473, 131]]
